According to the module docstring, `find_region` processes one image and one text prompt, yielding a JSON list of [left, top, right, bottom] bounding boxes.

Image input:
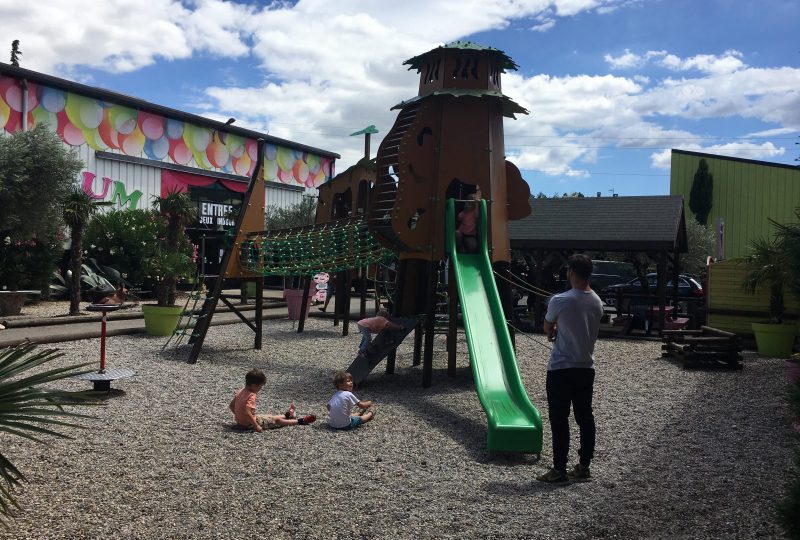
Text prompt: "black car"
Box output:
[[601, 273, 703, 306]]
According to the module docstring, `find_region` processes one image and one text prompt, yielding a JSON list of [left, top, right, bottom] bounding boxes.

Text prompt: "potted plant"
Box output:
[[742, 234, 797, 358], [141, 190, 198, 336]]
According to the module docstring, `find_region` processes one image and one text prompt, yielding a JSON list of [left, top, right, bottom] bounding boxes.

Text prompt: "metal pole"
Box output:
[[99, 311, 107, 373]]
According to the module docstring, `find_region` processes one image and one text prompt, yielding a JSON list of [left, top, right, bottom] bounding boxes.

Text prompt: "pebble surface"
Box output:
[[0, 310, 793, 539]]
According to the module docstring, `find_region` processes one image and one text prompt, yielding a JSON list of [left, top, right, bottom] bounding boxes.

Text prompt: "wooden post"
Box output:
[[333, 271, 342, 327], [359, 268, 367, 318], [448, 260, 457, 377], [657, 252, 667, 333], [533, 250, 544, 327], [672, 251, 681, 311], [413, 324, 422, 366], [297, 275, 311, 333], [255, 276, 263, 348], [422, 260, 437, 388], [342, 269, 352, 336], [386, 259, 407, 375]]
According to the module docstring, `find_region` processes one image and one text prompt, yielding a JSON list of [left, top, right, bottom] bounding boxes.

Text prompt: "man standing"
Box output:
[[537, 254, 604, 483]]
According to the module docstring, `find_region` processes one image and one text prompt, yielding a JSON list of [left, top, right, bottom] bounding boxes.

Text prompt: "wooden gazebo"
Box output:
[[507, 195, 689, 330]]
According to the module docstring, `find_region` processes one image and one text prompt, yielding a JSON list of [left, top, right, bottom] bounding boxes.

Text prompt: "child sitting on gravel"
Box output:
[[229, 368, 316, 432], [326, 370, 375, 430]]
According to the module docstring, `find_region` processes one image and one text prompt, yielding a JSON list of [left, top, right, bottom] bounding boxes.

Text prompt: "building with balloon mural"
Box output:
[[0, 62, 339, 277]]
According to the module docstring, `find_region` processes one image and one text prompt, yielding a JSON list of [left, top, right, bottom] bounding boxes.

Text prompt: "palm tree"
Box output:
[[62, 188, 110, 315], [770, 210, 800, 300], [151, 189, 197, 306], [742, 234, 789, 323], [0, 343, 95, 525]]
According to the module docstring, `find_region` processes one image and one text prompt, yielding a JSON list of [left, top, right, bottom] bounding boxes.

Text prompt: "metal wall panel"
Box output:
[[670, 150, 800, 259], [90, 155, 161, 211], [707, 259, 799, 334]]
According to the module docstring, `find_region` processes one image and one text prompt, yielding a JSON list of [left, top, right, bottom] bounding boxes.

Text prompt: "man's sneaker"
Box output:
[[568, 463, 591, 481], [298, 414, 317, 425], [285, 403, 296, 419], [536, 468, 568, 483]]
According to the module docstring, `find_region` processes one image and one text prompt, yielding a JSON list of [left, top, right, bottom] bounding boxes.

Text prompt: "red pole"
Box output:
[[99, 311, 107, 373]]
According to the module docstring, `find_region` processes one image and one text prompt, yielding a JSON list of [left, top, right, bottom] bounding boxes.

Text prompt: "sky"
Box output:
[[2, 0, 798, 196]]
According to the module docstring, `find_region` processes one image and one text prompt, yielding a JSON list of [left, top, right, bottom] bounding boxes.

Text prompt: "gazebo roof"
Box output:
[[508, 195, 688, 253]]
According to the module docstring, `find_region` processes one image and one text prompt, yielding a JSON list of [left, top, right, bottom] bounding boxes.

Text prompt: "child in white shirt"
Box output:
[[326, 371, 375, 430]]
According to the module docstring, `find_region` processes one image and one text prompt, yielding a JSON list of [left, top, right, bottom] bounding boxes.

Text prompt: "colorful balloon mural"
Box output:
[[0, 75, 334, 188]]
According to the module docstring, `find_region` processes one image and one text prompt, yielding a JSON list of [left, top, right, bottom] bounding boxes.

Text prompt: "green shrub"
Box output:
[[0, 235, 63, 293], [84, 209, 193, 291]]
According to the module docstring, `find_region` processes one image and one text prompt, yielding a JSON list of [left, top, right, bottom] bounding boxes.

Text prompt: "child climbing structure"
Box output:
[[188, 41, 542, 454]]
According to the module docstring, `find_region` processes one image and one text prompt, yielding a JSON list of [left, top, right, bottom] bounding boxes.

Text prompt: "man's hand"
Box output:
[[543, 320, 557, 342]]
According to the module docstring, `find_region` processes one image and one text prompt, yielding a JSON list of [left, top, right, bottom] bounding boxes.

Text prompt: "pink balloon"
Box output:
[[62, 122, 86, 146], [138, 111, 165, 140], [246, 139, 258, 161], [277, 166, 294, 184], [169, 138, 192, 165]]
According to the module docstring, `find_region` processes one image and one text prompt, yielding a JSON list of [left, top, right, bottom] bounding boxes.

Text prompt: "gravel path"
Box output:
[[0, 317, 793, 539]]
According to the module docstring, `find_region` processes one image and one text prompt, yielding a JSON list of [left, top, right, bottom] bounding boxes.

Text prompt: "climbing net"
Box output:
[[238, 218, 395, 276]]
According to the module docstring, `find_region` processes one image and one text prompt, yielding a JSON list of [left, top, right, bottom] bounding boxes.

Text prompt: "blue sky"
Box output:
[[2, 0, 798, 196]]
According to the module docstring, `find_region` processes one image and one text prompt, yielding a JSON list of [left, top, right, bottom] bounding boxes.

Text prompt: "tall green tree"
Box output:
[[0, 124, 82, 242], [689, 158, 713, 225], [9, 40, 20, 66], [264, 196, 318, 230], [62, 188, 110, 315], [683, 214, 716, 274]]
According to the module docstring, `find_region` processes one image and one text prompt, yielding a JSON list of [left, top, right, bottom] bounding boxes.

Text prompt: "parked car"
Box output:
[[601, 273, 704, 306], [590, 260, 638, 292]]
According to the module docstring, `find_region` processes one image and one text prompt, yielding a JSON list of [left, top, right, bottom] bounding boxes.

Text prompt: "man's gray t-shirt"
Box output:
[[544, 288, 604, 371]]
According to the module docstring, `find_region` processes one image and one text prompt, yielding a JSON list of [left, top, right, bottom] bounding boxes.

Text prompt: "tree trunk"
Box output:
[[68, 226, 83, 315]]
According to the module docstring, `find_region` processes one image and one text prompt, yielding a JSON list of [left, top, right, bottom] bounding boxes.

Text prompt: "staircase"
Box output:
[[368, 102, 419, 252]]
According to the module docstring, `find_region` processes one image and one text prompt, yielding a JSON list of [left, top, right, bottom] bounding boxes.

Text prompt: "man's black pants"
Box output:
[[546, 368, 595, 471]]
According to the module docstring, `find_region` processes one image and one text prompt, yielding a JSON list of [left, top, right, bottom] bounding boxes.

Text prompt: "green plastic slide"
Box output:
[[446, 198, 543, 454]]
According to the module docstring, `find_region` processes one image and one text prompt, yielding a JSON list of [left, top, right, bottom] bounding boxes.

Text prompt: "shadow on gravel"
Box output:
[[482, 478, 574, 495]]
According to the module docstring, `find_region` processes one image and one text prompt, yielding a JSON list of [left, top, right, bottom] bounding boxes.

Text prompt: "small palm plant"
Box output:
[[62, 188, 111, 315], [146, 189, 197, 306], [742, 234, 789, 323], [0, 343, 95, 525]]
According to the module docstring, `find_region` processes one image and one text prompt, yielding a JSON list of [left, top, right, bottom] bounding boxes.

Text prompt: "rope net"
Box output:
[[238, 218, 395, 276]]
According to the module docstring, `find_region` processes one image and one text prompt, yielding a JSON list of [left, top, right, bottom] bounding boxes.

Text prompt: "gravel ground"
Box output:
[[1, 298, 144, 321], [0, 317, 794, 539]]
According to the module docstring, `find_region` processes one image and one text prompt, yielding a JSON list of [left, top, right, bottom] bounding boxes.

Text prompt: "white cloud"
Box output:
[[650, 142, 785, 169], [604, 49, 642, 69], [605, 49, 746, 75], [2, 1, 797, 186], [743, 127, 799, 138], [656, 50, 746, 75], [531, 19, 556, 32]]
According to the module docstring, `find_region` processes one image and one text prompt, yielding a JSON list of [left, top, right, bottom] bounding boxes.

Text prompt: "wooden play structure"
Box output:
[[184, 42, 543, 453]]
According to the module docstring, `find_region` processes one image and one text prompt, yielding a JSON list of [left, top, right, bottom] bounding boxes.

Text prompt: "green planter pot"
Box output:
[[141, 305, 184, 336], [751, 322, 797, 358]]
